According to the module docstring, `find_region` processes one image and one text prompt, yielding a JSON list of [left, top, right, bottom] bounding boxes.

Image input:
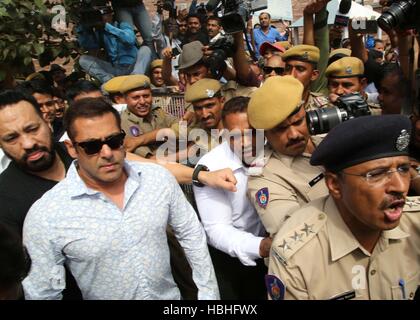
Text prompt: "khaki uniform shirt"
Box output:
[[268, 196, 420, 300], [121, 106, 179, 158], [247, 136, 328, 236], [304, 92, 330, 111]]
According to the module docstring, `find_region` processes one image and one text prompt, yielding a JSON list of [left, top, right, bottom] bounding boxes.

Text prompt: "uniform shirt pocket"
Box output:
[[391, 271, 419, 300]]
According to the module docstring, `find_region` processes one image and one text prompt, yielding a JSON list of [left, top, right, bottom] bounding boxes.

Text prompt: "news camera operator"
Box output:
[[76, 5, 152, 84]]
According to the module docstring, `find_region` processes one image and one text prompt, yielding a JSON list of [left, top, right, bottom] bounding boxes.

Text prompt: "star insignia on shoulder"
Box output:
[[290, 231, 304, 243], [278, 239, 292, 253], [301, 223, 315, 237]]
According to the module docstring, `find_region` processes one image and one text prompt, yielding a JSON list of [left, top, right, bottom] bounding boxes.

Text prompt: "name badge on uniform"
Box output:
[[130, 126, 141, 137], [309, 173, 324, 187]]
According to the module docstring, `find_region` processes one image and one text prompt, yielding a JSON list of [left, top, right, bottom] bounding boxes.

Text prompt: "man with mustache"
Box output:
[[22, 98, 219, 300], [247, 76, 328, 236], [266, 115, 420, 300]]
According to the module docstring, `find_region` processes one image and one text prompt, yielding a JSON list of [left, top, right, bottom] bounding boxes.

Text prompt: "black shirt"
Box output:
[[0, 143, 73, 235]]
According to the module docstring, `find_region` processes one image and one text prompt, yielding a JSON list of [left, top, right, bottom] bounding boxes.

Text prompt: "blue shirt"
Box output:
[[23, 161, 219, 300], [253, 26, 282, 57], [76, 22, 138, 66]]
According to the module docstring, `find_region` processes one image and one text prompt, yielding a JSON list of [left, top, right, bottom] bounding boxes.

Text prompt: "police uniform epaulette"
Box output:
[[310, 92, 330, 107], [271, 204, 327, 265], [403, 196, 420, 212]]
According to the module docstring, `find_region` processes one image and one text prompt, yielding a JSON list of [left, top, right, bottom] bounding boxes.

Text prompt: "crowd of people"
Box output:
[[0, 0, 419, 300]]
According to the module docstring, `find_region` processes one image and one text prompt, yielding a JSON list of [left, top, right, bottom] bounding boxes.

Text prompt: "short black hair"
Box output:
[[375, 62, 409, 95], [207, 16, 221, 25], [66, 80, 101, 103], [259, 12, 271, 19], [64, 97, 121, 142], [222, 96, 250, 122], [17, 79, 54, 97], [0, 223, 31, 292], [374, 39, 384, 45], [0, 90, 43, 118], [187, 13, 201, 22]]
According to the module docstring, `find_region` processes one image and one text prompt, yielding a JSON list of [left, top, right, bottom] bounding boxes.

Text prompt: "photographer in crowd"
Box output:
[[77, 5, 152, 83]]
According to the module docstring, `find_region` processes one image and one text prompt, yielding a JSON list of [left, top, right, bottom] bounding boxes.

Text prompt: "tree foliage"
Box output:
[[0, 0, 81, 81]]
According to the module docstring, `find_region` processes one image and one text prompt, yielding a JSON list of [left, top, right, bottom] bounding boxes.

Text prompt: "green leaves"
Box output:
[[0, 0, 81, 68]]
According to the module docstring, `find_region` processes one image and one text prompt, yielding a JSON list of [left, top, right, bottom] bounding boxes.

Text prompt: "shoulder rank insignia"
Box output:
[[265, 274, 286, 300], [272, 212, 327, 262], [403, 196, 420, 212], [255, 187, 269, 208], [130, 126, 141, 137]]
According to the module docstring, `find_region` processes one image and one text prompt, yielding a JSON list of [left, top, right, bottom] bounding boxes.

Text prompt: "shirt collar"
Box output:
[[326, 196, 410, 261], [68, 160, 142, 198]]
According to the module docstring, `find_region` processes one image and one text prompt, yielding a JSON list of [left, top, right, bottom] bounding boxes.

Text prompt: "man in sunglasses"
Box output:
[[263, 55, 285, 80], [22, 97, 219, 300], [267, 115, 420, 300], [281, 45, 329, 111], [247, 76, 328, 237]]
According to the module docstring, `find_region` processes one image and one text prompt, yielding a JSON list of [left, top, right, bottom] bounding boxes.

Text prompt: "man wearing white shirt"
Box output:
[[193, 96, 271, 299]]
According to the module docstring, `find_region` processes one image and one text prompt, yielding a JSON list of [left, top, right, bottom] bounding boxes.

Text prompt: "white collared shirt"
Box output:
[[193, 141, 266, 266]]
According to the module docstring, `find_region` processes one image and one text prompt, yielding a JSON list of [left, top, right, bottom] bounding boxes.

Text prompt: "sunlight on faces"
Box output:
[[265, 106, 310, 157], [284, 60, 318, 92], [65, 113, 126, 185], [328, 77, 365, 97], [0, 101, 55, 172], [125, 88, 153, 118], [193, 97, 224, 130], [327, 156, 410, 232]]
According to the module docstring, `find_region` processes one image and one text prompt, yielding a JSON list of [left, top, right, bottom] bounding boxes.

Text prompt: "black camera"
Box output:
[[306, 93, 371, 135], [206, 1, 267, 34], [377, 0, 420, 31], [203, 36, 235, 79]]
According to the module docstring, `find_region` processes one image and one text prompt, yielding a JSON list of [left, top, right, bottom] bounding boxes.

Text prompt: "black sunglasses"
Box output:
[[263, 66, 285, 75], [75, 131, 126, 155]]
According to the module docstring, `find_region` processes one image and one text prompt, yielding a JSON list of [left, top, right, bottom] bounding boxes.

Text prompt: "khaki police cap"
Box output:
[[116, 74, 151, 94], [328, 48, 351, 59], [278, 41, 292, 50], [281, 44, 320, 64], [185, 78, 222, 103], [103, 75, 129, 94], [150, 59, 163, 70], [248, 75, 304, 130], [325, 56, 364, 78]]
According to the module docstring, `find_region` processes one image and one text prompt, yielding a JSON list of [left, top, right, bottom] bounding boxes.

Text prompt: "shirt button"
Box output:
[[318, 213, 325, 220], [370, 270, 376, 276], [409, 292, 414, 299]]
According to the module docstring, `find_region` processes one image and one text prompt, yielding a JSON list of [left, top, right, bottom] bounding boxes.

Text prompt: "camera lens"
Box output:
[[377, 0, 415, 30], [306, 107, 344, 135]]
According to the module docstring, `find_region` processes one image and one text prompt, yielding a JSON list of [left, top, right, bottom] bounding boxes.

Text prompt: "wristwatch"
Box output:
[[192, 165, 209, 187]]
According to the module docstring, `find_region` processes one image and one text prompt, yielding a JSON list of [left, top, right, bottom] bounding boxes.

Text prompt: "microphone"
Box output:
[[334, 0, 352, 27]]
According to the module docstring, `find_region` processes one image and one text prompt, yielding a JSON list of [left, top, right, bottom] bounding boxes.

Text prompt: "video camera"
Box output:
[[306, 93, 371, 135], [203, 35, 236, 79], [377, 0, 420, 31], [206, 0, 267, 34]]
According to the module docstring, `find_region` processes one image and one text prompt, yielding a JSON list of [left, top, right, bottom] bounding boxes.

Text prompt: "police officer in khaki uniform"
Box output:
[[178, 41, 257, 120], [267, 115, 420, 300], [325, 56, 382, 115], [281, 44, 329, 111], [247, 76, 329, 236], [107, 75, 180, 158], [185, 78, 225, 157]]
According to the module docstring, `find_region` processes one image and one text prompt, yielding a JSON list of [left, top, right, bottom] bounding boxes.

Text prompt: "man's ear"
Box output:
[[360, 77, 368, 90], [64, 139, 78, 159], [311, 69, 320, 82], [325, 171, 342, 200]]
